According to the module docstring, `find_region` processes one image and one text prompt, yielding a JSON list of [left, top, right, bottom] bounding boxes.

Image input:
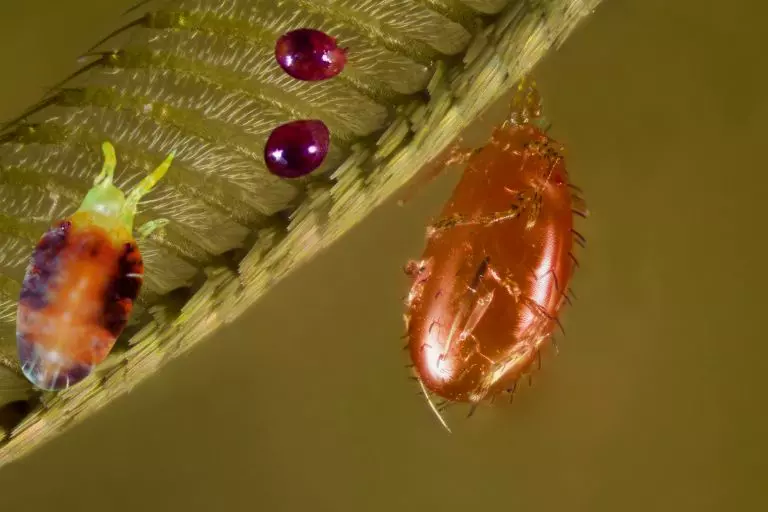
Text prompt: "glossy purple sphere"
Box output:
[[264, 120, 330, 178], [275, 28, 348, 81]]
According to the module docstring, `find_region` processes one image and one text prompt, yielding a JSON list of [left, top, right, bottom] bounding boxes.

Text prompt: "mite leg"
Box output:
[[506, 76, 543, 126], [427, 203, 524, 237], [486, 264, 562, 334], [124, 150, 176, 214], [95, 141, 117, 187], [137, 218, 169, 240], [427, 186, 537, 237]]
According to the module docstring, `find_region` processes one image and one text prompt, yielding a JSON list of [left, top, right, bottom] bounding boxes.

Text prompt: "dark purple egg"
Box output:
[[264, 120, 330, 178], [275, 28, 348, 81]]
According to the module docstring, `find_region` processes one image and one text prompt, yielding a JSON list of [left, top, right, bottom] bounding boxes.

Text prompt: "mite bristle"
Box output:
[[402, 342, 409, 351], [571, 228, 586, 244], [507, 381, 518, 403], [568, 252, 580, 268], [528, 374, 534, 387], [562, 290, 573, 306], [555, 316, 566, 336], [550, 337, 560, 355], [124, 149, 175, 211], [550, 270, 562, 294], [571, 208, 588, 219], [408, 376, 419, 382], [83, 15, 148, 54], [568, 184, 584, 193], [466, 404, 479, 418]]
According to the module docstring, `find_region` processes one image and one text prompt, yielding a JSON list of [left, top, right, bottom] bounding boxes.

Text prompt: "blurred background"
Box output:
[[0, 0, 766, 510]]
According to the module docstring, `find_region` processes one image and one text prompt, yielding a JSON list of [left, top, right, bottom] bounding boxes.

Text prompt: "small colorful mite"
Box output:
[[16, 141, 175, 391], [403, 79, 586, 424]]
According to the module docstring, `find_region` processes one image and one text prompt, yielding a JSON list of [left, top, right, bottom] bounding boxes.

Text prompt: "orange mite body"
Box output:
[[16, 141, 174, 391], [17, 215, 143, 390], [405, 118, 581, 404]]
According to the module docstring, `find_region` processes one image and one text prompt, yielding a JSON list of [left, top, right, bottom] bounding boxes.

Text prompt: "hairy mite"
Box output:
[[404, 81, 585, 408], [16, 141, 175, 391]]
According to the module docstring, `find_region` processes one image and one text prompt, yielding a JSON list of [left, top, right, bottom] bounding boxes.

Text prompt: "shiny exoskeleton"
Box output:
[[404, 81, 585, 405]]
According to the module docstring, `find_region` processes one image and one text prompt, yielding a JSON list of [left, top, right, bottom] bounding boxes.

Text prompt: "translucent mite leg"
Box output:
[[427, 190, 532, 237], [124, 150, 175, 214], [137, 218, 169, 240], [506, 76, 543, 126], [95, 141, 117, 187]]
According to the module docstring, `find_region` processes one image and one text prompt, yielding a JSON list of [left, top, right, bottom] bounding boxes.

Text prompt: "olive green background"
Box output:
[[0, 0, 766, 510]]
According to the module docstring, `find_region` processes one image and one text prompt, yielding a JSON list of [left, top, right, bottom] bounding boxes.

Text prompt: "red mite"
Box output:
[[275, 28, 348, 82], [16, 141, 175, 391], [404, 81, 586, 411], [264, 119, 330, 178]]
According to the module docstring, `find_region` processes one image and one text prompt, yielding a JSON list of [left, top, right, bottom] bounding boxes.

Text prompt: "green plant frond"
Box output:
[[134, 240, 200, 295], [311, 0, 472, 55], [0, 184, 73, 224], [0, 364, 33, 411], [168, 2, 435, 95], [0, 0, 603, 466], [128, 30, 391, 135], [458, 0, 509, 15], [0, 239, 31, 284], [0, 289, 26, 387]]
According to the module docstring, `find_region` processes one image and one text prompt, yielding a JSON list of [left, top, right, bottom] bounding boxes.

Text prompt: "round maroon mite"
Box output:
[[264, 119, 330, 178], [275, 28, 348, 81]]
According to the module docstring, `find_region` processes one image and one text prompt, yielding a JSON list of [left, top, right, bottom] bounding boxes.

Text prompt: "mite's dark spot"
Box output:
[[101, 242, 143, 337], [19, 223, 70, 309]]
